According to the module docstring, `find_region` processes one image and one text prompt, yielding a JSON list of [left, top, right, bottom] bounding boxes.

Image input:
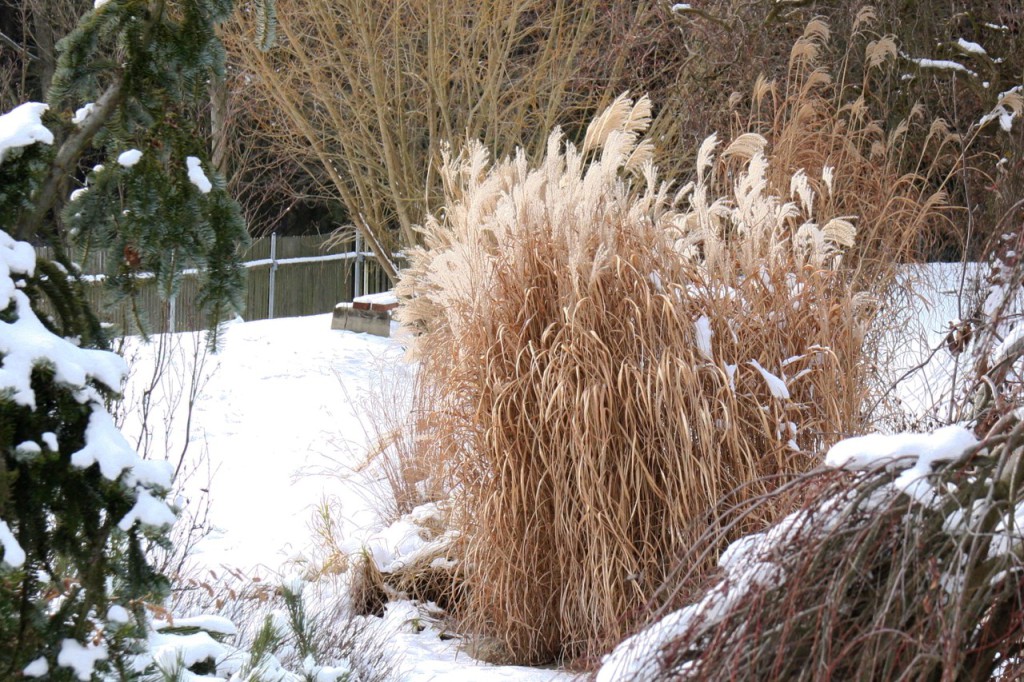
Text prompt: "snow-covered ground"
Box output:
[[184, 314, 400, 570], [121, 314, 574, 681], [871, 262, 987, 424]]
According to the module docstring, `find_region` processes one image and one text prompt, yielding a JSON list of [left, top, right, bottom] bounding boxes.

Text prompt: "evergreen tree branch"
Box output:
[[14, 77, 123, 242]]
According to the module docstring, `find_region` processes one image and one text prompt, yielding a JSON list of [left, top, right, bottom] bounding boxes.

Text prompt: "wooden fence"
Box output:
[[35, 234, 396, 334]]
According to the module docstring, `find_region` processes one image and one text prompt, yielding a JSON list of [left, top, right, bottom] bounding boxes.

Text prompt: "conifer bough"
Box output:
[[1, 0, 249, 677], [18, 0, 250, 338]]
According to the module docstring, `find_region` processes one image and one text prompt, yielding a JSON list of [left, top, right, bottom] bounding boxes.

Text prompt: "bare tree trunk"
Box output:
[[210, 66, 229, 177], [30, 0, 57, 95]]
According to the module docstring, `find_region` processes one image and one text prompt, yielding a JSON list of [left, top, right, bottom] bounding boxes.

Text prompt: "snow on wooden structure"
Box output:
[[331, 291, 398, 336]]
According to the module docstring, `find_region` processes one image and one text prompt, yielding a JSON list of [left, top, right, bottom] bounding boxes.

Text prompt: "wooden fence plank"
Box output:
[[34, 235, 396, 334]]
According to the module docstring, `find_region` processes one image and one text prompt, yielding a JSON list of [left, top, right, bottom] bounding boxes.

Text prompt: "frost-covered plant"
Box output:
[[397, 93, 869, 664], [155, 573, 390, 682]]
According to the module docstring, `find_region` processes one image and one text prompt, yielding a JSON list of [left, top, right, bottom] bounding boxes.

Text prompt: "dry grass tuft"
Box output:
[[310, 496, 464, 622], [397, 92, 870, 664], [722, 15, 966, 432], [602, 416, 1024, 681], [599, 204, 1024, 682], [346, 552, 390, 618], [354, 368, 448, 524]]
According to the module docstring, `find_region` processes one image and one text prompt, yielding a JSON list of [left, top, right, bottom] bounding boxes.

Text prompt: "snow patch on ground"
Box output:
[[127, 313, 577, 680], [382, 603, 573, 682]]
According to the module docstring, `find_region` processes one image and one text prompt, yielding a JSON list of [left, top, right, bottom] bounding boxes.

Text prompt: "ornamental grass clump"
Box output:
[[740, 11, 956, 291], [598, 263, 1024, 680], [397, 92, 871, 664], [598, 417, 1024, 681]]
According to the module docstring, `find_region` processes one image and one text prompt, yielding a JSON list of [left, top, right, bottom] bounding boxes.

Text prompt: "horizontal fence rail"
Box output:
[[35, 234, 398, 335]]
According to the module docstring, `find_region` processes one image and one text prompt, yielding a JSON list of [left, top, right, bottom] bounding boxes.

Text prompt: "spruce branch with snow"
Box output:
[[14, 0, 249, 341], [0, 0, 249, 677], [1, 224, 175, 678]]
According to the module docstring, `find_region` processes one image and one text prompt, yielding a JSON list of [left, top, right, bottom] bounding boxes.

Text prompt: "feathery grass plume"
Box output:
[[743, 16, 956, 291], [397, 94, 868, 664], [851, 5, 876, 33], [726, 16, 964, 434], [865, 35, 897, 69], [722, 132, 768, 161]]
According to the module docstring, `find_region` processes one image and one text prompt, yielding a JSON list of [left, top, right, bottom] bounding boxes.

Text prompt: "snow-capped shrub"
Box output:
[[397, 92, 869, 664], [1, 223, 175, 675]]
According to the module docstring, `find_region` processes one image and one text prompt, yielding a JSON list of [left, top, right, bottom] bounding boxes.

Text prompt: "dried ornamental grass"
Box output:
[[741, 15, 956, 291], [723, 15, 966, 433], [600, 232, 1024, 681], [600, 415, 1024, 682], [397, 95, 869, 665]]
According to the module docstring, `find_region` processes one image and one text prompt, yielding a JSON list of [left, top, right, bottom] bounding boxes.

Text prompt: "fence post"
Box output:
[[268, 231, 278, 319], [354, 229, 363, 299]]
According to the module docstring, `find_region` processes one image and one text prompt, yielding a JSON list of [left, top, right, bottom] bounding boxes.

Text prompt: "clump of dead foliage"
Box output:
[[395, 87, 872, 664], [377, 11, 1004, 668]]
